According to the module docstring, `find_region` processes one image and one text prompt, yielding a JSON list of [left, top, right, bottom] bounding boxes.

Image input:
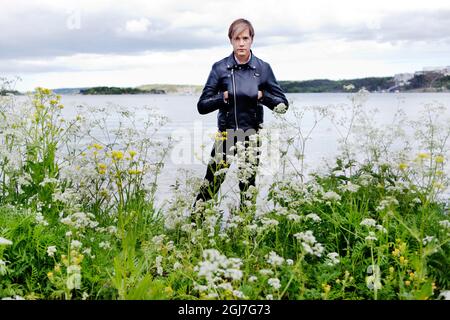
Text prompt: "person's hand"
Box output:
[[223, 91, 229, 103], [258, 90, 263, 100]]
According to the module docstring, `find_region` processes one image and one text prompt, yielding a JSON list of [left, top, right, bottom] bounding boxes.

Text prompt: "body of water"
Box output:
[[16, 92, 450, 208]]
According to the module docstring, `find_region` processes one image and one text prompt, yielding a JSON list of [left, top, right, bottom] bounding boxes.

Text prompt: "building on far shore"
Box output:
[[394, 73, 414, 86], [421, 66, 450, 76]]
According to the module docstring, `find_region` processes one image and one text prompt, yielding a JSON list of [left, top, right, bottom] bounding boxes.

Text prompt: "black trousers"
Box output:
[[194, 130, 261, 208]]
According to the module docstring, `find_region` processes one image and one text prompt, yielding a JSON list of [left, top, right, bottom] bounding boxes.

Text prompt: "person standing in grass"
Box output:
[[193, 18, 289, 213]]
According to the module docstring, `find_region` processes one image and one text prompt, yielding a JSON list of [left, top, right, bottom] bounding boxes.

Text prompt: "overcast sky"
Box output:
[[2, 0, 450, 91]]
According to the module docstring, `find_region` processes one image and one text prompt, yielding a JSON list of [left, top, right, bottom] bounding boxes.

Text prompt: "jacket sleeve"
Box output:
[[197, 66, 228, 115], [260, 63, 289, 111]]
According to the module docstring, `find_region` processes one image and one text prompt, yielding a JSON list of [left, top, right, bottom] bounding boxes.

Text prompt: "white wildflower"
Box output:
[[305, 213, 321, 222], [47, 246, 57, 257], [322, 191, 341, 202], [273, 103, 288, 114], [439, 220, 450, 229], [1, 295, 25, 300], [218, 282, 233, 291], [259, 269, 274, 276], [70, 240, 82, 249], [261, 218, 279, 227], [233, 290, 246, 299], [365, 232, 378, 242], [99, 241, 111, 249], [332, 170, 346, 177], [66, 272, 82, 290], [360, 218, 377, 227], [376, 197, 399, 212], [366, 275, 382, 290], [268, 278, 281, 290], [35, 212, 49, 226], [339, 182, 360, 193], [375, 225, 387, 233], [152, 235, 166, 247], [266, 251, 284, 267], [0, 237, 13, 246], [0, 259, 7, 275], [294, 231, 324, 257], [156, 255, 163, 276], [325, 252, 340, 266], [422, 236, 435, 246], [39, 177, 58, 187], [173, 262, 182, 270], [287, 214, 301, 222], [438, 290, 450, 300]]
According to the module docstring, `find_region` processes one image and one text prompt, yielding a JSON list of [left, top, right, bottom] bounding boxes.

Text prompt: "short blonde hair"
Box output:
[[228, 18, 254, 40]]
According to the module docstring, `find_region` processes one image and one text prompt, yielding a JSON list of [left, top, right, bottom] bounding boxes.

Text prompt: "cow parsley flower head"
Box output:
[[326, 252, 340, 266], [0, 237, 13, 246], [273, 103, 288, 114], [47, 246, 57, 257], [268, 278, 281, 290], [266, 251, 285, 267]]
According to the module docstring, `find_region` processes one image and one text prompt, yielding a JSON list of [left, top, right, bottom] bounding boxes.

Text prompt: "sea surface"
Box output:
[[14, 92, 450, 208]]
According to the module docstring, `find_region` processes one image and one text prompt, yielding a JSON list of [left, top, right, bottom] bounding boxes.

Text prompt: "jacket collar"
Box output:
[[226, 50, 256, 70]]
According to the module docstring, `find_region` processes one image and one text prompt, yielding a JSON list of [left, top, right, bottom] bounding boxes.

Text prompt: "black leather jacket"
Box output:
[[197, 51, 289, 132]]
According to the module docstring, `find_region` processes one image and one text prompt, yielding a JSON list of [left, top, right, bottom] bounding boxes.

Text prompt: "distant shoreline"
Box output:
[[3, 73, 449, 96]]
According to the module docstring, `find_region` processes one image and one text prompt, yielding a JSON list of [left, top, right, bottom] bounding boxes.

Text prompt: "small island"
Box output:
[[80, 86, 165, 95]]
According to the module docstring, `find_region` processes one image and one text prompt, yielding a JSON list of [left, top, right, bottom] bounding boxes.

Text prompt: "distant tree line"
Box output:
[[0, 89, 22, 96], [80, 87, 165, 95], [279, 77, 395, 93], [405, 73, 450, 90], [279, 73, 450, 93]]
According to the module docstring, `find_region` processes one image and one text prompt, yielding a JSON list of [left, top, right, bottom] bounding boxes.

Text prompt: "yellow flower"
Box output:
[[399, 256, 408, 265], [218, 159, 229, 167], [98, 163, 107, 174], [164, 286, 174, 296], [409, 272, 415, 279], [435, 155, 444, 163], [398, 163, 408, 171], [111, 150, 124, 161], [128, 150, 137, 158], [405, 280, 411, 286], [47, 272, 54, 279], [417, 152, 430, 160], [392, 248, 400, 257], [128, 169, 142, 175], [91, 143, 104, 150], [215, 131, 228, 141], [389, 267, 395, 273], [322, 284, 331, 294]]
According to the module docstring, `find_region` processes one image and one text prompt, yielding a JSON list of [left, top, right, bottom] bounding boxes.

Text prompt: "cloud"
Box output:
[[3, 1, 450, 62], [2, 0, 450, 90], [125, 18, 151, 33]]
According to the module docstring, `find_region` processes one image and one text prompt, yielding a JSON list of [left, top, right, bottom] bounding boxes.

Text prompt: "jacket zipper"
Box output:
[[231, 68, 239, 130]]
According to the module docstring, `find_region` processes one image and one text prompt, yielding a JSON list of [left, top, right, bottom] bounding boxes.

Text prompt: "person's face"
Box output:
[[231, 28, 253, 62]]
